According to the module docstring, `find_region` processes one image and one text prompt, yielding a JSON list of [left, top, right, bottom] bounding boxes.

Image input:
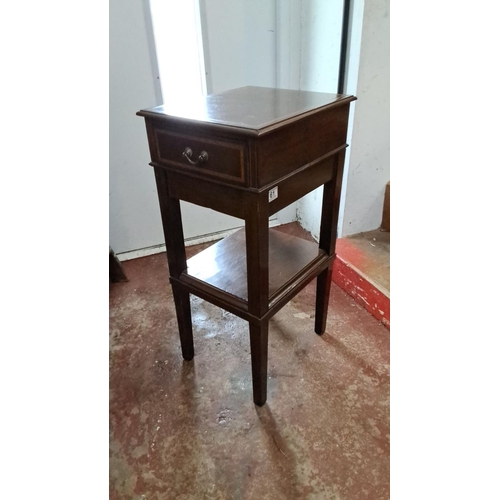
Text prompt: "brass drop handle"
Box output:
[[182, 147, 209, 166]]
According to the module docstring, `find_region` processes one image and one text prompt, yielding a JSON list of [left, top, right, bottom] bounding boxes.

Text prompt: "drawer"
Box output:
[[154, 129, 247, 185]]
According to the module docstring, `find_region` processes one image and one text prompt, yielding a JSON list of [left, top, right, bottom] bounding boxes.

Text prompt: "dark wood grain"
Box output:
[[249, 321, 268, 406], [137, 86, 355, 136], [142, 89, 352, 190], [185, 228, 321, 302], [138, 86, 356, 404], [381, 181, 390, 232], [164, 167, 248, 219], [315, 267, 333, 335], [174, 252, 333, 325], [155, 129, 247, 185], [255, 105, 349, 187], [171, 285, 194, 360], [154, 167, 194, 356], [267, 256, 332, 320], [244, 195, 269, 317], [267, 150, 344, 216], [315, 150, 346, 335], [153, 168, 187, 278], [244, 194, 270, 404]]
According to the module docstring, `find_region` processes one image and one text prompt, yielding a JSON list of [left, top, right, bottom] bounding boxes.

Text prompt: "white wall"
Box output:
[[201, 0, 277, 93], [109, 0, 163, 254], [293, 0, 344, 241], [200, 0, 297, 226], [278, 0, 390, 241], [150, 0, 248, 243], [339, 0, 390, 236], [109, 0, 389, 255], [109, 0, 295, 256]]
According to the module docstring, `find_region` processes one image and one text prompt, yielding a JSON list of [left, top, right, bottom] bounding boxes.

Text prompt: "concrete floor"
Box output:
[[110, 224, 390, 500]]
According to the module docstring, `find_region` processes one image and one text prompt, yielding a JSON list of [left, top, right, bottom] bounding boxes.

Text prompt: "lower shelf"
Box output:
[[184, 227, 322, 303]]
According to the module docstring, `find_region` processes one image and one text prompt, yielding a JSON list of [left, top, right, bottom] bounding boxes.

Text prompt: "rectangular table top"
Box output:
[[137, 86, 355, 135]]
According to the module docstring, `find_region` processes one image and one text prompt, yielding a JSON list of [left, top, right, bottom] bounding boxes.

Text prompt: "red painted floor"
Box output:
[[333, 231, 390, 328]]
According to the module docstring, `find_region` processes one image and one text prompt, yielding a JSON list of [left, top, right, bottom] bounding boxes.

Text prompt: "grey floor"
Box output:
[[110, 224, 390, 500]]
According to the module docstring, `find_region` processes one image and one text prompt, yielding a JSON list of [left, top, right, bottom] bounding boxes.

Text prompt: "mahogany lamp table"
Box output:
[[137, 86, 356, 406]]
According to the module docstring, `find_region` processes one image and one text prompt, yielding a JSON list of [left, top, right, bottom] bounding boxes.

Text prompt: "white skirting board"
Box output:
[[116, 220, 284, 262]]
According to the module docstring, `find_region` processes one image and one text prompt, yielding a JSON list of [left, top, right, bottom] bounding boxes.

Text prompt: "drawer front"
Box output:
[[154, 129, 246, 185]]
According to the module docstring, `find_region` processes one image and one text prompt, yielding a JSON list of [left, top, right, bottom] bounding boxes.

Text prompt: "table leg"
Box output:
[[249, 320, 269, 406], [172, 285, 194, 360], [154, 167, 194, 359], [245, 196, 269, 405], [315, 265, 333, 335], [315, 151, 346, 335]]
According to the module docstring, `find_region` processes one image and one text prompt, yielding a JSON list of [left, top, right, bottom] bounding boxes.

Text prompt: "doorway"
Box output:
[[147, 0, 346, 245]]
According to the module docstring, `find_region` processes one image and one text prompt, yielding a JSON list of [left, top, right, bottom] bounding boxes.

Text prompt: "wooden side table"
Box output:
[[137, 86, 356, 405]]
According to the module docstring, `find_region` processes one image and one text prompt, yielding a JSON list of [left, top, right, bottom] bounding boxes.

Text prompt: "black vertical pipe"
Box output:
[[337, 0, 351, 94]]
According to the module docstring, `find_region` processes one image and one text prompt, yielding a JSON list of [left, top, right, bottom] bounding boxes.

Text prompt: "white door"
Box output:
[[148, 0, 295, 245], [110, 0, 342, 256]]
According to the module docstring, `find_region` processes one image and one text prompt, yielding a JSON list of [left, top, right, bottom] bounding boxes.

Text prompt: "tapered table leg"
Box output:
[[154, 166, 195, 359], [245, 195, 269, 405], [249, 321, 269, 406], [172, 286, 194, 360], [315, 265, 333, 335], [315, 152, 346, 335]]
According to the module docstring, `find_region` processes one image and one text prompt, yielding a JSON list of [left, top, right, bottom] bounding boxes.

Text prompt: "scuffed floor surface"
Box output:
[[110, 238, 390, 499]]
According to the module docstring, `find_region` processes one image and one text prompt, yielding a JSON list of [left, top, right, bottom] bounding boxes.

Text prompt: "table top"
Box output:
[[137, 86, 355, 134]]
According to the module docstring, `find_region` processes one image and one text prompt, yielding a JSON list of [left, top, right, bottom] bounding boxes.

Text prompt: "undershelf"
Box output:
[[185, 227, 323, 304]]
